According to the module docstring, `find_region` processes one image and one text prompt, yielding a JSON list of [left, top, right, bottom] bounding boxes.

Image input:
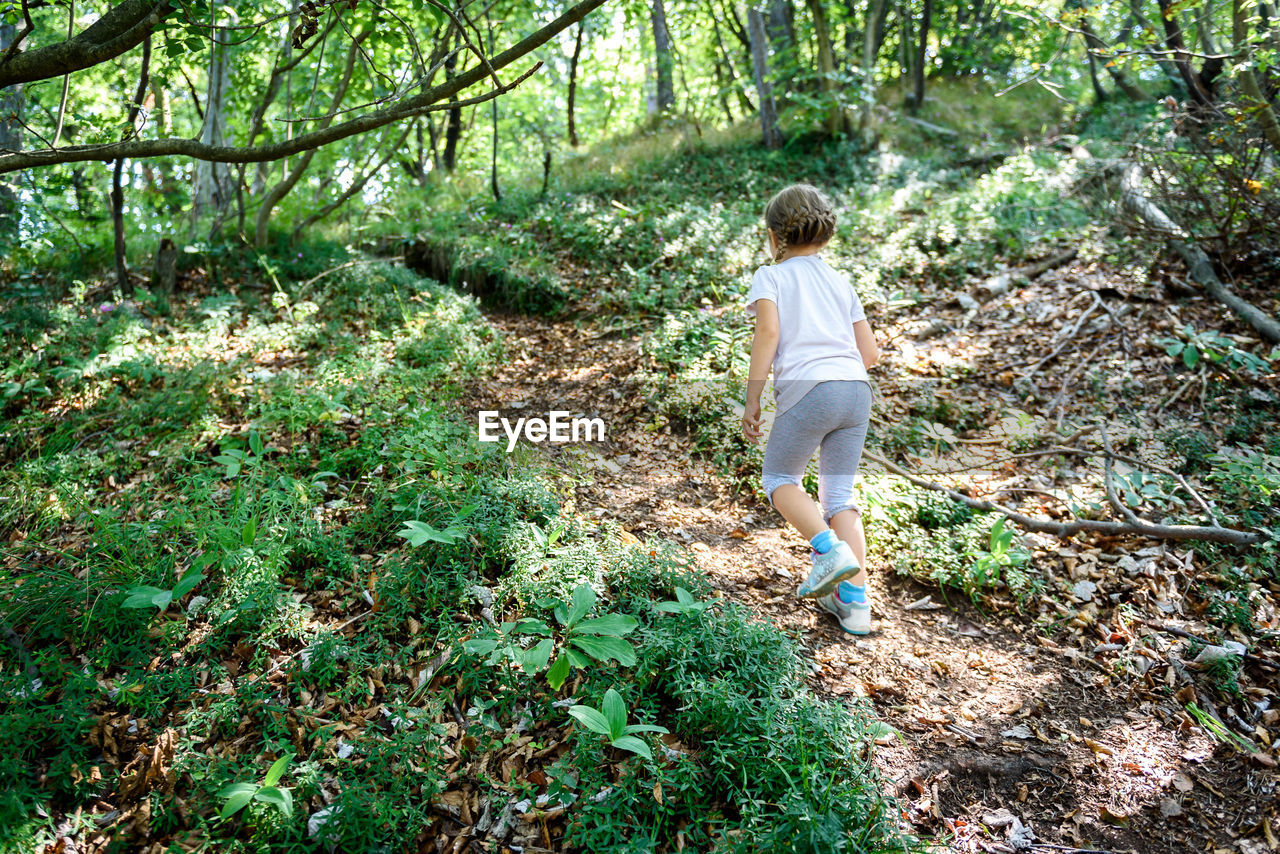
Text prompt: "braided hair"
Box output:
[[764, 184, 837, 262]]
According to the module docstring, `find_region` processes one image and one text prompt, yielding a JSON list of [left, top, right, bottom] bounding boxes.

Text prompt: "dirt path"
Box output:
[[463, 312, 1275, 854]]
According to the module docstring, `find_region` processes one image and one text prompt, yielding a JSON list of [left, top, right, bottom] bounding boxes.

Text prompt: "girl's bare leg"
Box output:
[[771, 486, 870, 588], [828, 508, 868, 588]]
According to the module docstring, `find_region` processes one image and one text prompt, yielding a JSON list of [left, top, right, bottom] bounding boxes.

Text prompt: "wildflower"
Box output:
[[99, 303, 115, 313]]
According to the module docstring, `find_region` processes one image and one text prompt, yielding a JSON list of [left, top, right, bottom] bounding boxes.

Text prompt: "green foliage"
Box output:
[[1159, 325, 1274, 374], [218, 753, 295, 820], [567, 689, 669, 759], [865, 479, 1040, 603], [463, 583, 640, 689]]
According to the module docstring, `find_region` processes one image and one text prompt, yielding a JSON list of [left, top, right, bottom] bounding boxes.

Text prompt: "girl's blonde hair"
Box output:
[[764, 184, 836, 261]]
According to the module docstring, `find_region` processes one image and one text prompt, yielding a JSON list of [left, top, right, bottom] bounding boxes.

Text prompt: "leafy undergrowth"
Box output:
[[0, 254, 910, 852]]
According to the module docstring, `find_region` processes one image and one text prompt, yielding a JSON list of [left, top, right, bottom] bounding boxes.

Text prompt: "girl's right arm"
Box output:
[[743, 299, 780, 443]]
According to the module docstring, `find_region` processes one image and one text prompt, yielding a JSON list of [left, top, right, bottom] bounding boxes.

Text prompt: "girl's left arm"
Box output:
[[853, 319, 880, 368], [743, 299, 780, 443]]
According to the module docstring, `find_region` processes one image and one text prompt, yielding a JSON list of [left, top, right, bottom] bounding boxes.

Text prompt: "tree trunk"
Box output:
[[113, 36, 151, 295], [806, 0, 844, 134], [0, 20, 22, 242], [652, 0, 676, 112], [861, 0, 888, 131], [1156, 0, 1216, 105], [909, 0, 933, 112], [255, 32, 365, 247], [442, 39, 462, 173], [1086, 47, 1110, 104], [710, 5, 756, 114], [153, 238, 177, 295], [567, 22, 583, 146], [191, 26, 232, 234], [1078, 16, 1146, 101], [489, 24, 501, 201], [1234, 0, 1280, 149], [748, 7, 782, 148]]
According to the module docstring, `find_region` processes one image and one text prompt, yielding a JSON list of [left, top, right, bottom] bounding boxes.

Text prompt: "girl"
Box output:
[[741, 184, 880, 635]]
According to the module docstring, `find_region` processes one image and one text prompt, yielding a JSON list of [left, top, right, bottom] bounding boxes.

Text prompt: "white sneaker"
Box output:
[[818, 581, 872, 635], [796, 541, 860, 599]]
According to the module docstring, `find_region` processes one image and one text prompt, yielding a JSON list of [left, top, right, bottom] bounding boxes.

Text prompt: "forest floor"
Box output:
[[460, 251, 1280, 854]]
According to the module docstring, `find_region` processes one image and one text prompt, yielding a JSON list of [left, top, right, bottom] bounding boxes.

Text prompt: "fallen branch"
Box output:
[[973, 249, 1078, 304], [1116, 162, 1280, 344], [862, 449, 1269, 545]]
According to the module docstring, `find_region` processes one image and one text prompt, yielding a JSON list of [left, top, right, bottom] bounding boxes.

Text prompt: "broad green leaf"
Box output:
[[463, 637, 499, 655], [1183, 347, 1199, 368], [512, 618, 552, 636], [242, 518, 257, 546], [675, 587, 695, 604], [518, 638, 554, 674], [172, 570, 204, 599], [568, 705, 611, 736], [574, 614, 638, 636], [397, 521, 467, 547], [546, 654, 571, 689], [248, 431, 264, 457], [570, 635, 637, 666], [553, 603, 569, 626], [565, 648, 592, 669], [623, 723, 669, 735], [254, 785, 293, 817], [609, 735, 652, 759], [152, 590, 173, 611], [122, 586, 166, 609], [263, 753, 292, 787], [602, 689, 627, 740], [218, 783, 258, 819], [565, 583, 595, 628]]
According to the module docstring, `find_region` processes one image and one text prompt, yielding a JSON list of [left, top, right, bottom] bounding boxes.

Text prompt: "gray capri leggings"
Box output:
[[762, 380, 872, 522]]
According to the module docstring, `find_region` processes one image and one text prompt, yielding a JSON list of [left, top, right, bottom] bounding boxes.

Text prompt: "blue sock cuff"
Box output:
[[838, 582, 866, 604], [810, 529, 838, 554]]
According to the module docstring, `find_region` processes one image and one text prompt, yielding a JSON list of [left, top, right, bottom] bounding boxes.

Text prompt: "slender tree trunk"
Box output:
[[766, 0, 796, 76], [748, 6, 782, 148], [1078, 15, 1146, 101], [192, 26, 233, 234], [114, 37, 151, 295], [861, 0, 888, 130], [568, 22, 583, 146], [909, 0, 933, 112], [806, 0, 844, 134], [489, 23, 501, 201], [711, 5, 756, 114], [1156, 0, 1216, 105], [255, 32, 364, 247], [652, 0, 676, 112], [1086, 46, 1110, 103], [442, 38, 462, 173], [0, 21, 23, 242]]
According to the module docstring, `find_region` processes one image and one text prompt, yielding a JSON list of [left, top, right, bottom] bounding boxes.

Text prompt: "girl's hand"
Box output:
[[741, 400, 763, 443]]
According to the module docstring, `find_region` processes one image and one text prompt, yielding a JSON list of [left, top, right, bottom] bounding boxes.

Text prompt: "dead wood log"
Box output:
[[1117, 162, 1280, 344]]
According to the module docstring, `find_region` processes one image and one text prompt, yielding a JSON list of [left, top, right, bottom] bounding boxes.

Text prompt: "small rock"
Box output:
[[1071, 580, 1097, 602]]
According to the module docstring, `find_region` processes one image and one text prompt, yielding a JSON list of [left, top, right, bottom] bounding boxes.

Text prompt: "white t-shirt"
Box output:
[[745, 254, 869, 416]]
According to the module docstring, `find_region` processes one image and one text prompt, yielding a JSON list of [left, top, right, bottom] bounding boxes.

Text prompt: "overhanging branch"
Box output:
[[0, 0, 610, 173]]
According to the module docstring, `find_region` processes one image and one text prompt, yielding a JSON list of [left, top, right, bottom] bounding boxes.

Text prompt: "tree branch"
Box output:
[[863, 449, 1270, 545], [0, 0, 608, 173], [0, 0, 171, 88]]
